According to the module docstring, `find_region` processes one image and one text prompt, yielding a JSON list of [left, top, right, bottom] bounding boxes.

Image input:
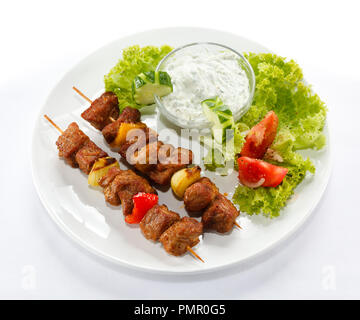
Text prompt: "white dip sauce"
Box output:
[[161, 46, 250, 125]]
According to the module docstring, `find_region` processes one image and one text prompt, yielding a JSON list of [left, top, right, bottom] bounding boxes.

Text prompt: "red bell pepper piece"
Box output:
[[125, 192, 159, 224]]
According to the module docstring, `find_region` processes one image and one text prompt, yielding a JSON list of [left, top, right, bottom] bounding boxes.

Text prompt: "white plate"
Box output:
[[31, 27, 331, 274]]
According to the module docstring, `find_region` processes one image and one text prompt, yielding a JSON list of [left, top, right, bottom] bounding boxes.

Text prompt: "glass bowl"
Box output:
[[155, 42, 255, 129]]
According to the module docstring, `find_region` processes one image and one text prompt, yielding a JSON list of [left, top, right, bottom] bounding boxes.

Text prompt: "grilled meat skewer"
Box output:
[[44, 115, 204, 261], [74, 88, 241, 233]]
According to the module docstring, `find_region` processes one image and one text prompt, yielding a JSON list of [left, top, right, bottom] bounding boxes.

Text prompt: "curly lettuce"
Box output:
[[240, 53, 327, 150], [233, 53, 327, 218], [104, 45, 173, 111]]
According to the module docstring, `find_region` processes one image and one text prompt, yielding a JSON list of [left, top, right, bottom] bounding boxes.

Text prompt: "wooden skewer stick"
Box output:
[[187, 246, 204, 263], [44, 115, 63, 134], [72, 86, 93, 104], [43, 112, 205, 263], [234, 221, 242, 229]]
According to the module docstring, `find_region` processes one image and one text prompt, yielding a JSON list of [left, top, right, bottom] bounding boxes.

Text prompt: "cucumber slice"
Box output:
[[143, 71, 155, 83], [201, 97, 235, 144], [132, 71, 173, 105]]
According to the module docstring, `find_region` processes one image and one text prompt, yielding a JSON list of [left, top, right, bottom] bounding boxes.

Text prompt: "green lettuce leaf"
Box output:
[[104, 45, 173, 111], [240, 53, 327, 150]]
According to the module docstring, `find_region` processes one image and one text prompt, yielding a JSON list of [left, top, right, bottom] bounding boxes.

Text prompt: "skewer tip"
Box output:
[[187, 246, 204, 263], [72, 86, 93, 104], [44, 114, 63, 134], [234, 221, 242, 229]]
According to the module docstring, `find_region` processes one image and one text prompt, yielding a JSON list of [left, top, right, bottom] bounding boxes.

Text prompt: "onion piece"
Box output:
[[242, 178, 265, 189]]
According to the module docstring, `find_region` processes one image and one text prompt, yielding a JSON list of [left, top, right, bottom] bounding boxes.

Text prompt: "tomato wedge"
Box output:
[[240, 111, 279, 159], [125, 192, 159, 224], [237, 157, 288, 188]]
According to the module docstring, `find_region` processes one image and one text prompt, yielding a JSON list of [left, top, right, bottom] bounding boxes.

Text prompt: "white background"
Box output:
[[1, 0, 359, 299]]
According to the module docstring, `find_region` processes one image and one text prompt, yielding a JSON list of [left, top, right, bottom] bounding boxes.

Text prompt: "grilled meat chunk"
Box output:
[[102, 107, 141, 143], [98, 167, 155, 215], [157, 147, 193, 171], [149, 167, 180, 186], [56, 122, 89, 168], [159, 217, 203, 256], [75, 140, 108, 174], [97, 165, 121, 187], [140, 204, 180, 241], [98, 167, 122, 206], [184, 178, 218, 212], [81, 92, 119, 130], [149, 147, 194, 185], [119, 126, 158, 159], [125, 141, 193, 185], [202, 194, 239, 233], [130, 141, 163, 174]]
